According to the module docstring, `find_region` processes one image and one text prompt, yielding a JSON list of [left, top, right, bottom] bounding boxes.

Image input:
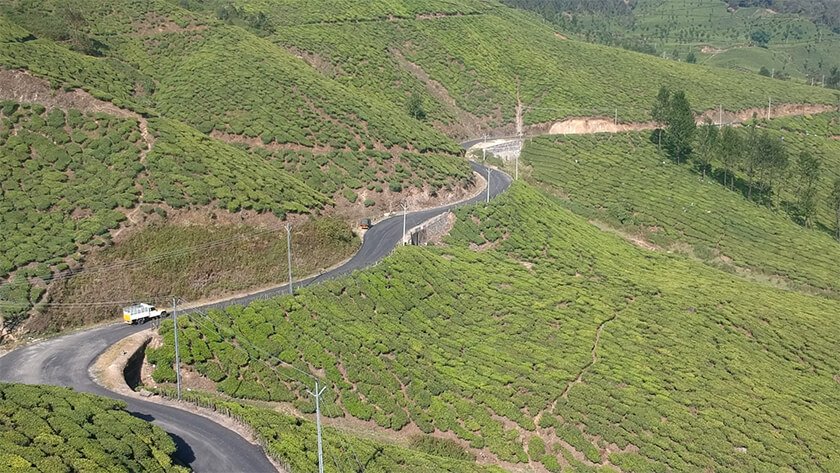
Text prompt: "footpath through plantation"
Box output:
[[147, 184, 840, 472]]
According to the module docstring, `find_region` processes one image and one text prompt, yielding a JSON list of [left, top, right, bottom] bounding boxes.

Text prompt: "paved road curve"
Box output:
[[0, 160, 512, 472]]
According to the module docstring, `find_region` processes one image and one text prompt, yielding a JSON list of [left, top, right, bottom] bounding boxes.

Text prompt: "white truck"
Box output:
[[122, 303, 167, 324]]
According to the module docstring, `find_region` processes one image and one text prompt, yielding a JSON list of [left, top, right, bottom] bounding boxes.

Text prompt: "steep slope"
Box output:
[[0, 383, 187, 472], [520, 113, 840, 293], [240, 0, 840, 136], [0, 1, 477, 337], [149, 184, 840, 471]]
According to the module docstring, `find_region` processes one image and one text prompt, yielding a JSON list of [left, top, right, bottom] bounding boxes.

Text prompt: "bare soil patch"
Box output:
[[548, 118, 656, 135], [540, 103, 836, 136], [589, 220, 659, 251]]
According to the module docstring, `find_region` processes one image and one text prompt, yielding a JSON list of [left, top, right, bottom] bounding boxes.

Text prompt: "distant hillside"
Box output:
[[503, 0, 840, 83], [0, 0, 834, 338], [236, 0, 838, 138]]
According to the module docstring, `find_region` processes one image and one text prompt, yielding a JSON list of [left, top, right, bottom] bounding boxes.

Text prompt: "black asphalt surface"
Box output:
[[0, 160, 512, 472]]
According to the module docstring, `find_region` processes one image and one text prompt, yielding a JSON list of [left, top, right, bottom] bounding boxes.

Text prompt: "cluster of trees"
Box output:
[[725, 0, 840, 33], [652, 87, 836, 229]]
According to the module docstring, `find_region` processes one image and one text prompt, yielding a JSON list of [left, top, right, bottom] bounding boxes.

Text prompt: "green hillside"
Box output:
[[0, 0, 479, 336], [0, 383, 187, 472], [504, 0, 840, 83], [258, 0, 837, 134], [148, 184, 840, 471], [520, 113, 840, 293]]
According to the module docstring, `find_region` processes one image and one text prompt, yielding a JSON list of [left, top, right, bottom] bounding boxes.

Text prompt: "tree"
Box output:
[[746, 129, 787, 202], [663, 90, 696, 164], [694, 118, 718, 178], [743, 126, 761, 199], [832, 178, 840, 241], [651, 86, 670, 150], [407, 91, 426, 120], [796, 151, 821, 227], [760, 133, 788, 201], [686, 51, 697, 64], [717, 126, 742, 190], [759, 66, 771, 77], [827, 66, 840, 89], [750, 30, 770, 47]]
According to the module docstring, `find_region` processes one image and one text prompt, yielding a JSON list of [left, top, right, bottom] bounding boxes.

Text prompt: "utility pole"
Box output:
[[307, 381, 327, 473], [285, 223, 293, 295], [486, 168, 492, 203], [172, 297, 181, 401], [614, 108, 618, 126], [515, 151, 519, 181], [718, 105, 723, 128], [401, 201, 408, 245], [516, 127, 523, 181], [767, 96, 771, 120], [482, 134, 487, 162]]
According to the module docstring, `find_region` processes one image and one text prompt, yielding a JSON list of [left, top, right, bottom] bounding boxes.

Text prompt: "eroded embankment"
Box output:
[[538, 103, 836, 135]]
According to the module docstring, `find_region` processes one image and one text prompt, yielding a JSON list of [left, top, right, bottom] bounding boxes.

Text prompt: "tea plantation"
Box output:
[[0, 0, 483, 334], [149, 184, 840, 471], [506, 0, 840, 82], [0, 383, 187, 472], [520, 115, 840, 293], [267, 1, 837, 130], [153, 387, 501, 473]]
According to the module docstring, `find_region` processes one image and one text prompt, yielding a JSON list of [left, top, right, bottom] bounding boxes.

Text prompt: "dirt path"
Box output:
[[560, 315, 616, 400]]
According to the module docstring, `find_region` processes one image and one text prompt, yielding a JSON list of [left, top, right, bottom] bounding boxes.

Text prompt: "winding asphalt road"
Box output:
[[0, 160, 512, 472]]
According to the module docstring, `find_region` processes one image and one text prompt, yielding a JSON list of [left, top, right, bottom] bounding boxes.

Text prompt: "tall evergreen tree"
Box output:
[[796, 151, 821, 227], [831, 178, 840, 241], [717, 126, 742, 190], [695, 118, 718, 179], [664, 91, 696, 164], [651, 86, 670, 150]]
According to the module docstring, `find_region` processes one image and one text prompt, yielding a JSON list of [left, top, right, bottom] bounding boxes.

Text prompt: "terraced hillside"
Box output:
[[148, 184, 840, 472], [521, 112, 840, 293], [247, 0, 838, 135], [0, 383, 187, 472], [0, 0, 477, 336]]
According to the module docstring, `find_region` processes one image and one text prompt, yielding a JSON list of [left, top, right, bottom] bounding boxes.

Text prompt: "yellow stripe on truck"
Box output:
[[123, 314, 131, 323]]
